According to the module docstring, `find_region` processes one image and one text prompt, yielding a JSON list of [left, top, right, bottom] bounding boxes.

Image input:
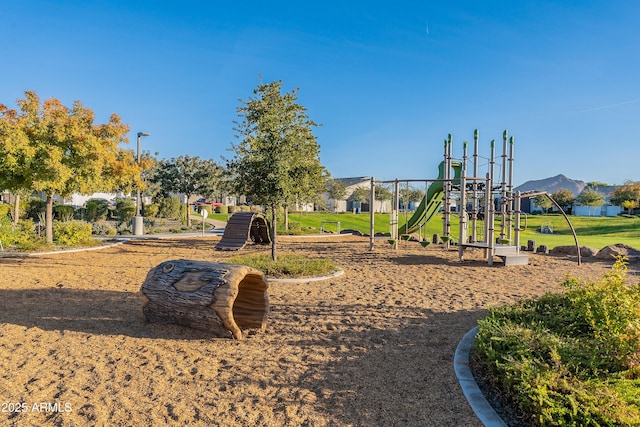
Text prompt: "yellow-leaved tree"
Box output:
[[0, 91, 140, 243]]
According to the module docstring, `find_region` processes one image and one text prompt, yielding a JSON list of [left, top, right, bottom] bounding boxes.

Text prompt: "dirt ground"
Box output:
[[0, 235, 618, 426]]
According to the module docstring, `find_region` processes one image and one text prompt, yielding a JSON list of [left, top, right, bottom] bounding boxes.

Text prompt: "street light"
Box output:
[[134, 132, 150, 235]]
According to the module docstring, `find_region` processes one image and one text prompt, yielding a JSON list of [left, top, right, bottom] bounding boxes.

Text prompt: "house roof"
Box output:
[[334, 177, 371, 187]]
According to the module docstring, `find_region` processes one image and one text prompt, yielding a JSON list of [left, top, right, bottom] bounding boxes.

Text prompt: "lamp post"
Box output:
[[134, 132, 150, 235]]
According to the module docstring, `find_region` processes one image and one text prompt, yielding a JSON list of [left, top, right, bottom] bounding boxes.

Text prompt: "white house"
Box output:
[[573, 185, 621, 217], [322, 177, 392, 213]]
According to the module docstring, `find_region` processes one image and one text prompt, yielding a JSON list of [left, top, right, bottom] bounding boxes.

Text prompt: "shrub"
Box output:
[[474, 258, 640, 426], [0, 204, 10, 217], [228, 205, 237, 214], [115, 198, 136, 224], [91, 222, 116, 236], [216, 205, 229, 214], [25, 198, 46, 221], [144, 203, 159, 218], [84, 199, 109, 222], [53, 220, 94, 246], [157, 196, 181, 219], [53, 204, 75, 222]]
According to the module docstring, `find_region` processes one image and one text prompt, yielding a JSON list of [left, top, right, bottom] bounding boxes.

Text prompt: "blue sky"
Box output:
[[2, 1, 639, 186]]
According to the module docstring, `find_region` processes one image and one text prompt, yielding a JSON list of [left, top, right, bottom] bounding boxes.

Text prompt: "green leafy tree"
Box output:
[[226, 80, 325, 260], [0, 91, 136, 243], [576, 187, 605, 217], [610, 181, 640, 208], [0, 104, 35, 225], [622, 200, 638, 214], [533, 194, 553, 213], [149, 155, 220, 226], [349, 187, 370, 207], [325, 178, 347, 211], [551, 188, 575, 212]]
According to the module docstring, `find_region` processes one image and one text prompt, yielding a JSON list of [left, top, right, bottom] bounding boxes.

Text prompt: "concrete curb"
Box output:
[[268, 269, 344, 284], [454, 326, 507, 427], [0, 240, 126, 258]]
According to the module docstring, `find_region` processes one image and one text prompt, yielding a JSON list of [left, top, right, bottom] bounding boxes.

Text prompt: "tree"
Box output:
[[0, 91, 136, 243], [0, 104, 35, 225], [374, 185, 393, 212], [226, 80, 326, 260], [610, 181, 640, 208], [575, 188, 605, 217], [622, 200, 638, 214], [325, 178, 347, 212], [149, 155, 220, 226], [533, 194, 553, 213], [551, 188, 575, 212], [398, 185, 425, 208]]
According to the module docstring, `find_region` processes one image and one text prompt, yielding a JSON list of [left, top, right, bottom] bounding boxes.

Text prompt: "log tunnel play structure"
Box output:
[[215, 212, 271, 251], [368, 130, 581, 266], [140, 259, 270, 339]]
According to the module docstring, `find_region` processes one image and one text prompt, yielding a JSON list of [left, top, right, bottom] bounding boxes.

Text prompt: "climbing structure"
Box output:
[[215, 212, 271, 251]]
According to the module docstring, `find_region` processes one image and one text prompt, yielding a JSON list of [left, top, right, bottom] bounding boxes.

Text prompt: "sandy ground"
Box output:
[[0, 235, 620, 426]]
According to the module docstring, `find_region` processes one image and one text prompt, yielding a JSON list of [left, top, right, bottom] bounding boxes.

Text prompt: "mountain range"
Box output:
[[514, 174, 587, 196]]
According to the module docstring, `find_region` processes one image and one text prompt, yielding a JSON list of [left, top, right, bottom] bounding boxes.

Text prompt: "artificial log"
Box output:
[[140, 259, 269, 339]]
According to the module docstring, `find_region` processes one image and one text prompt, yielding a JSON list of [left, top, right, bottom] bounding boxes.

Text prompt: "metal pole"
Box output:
[[134, 132, 149, 236], [136, 133, 141, 217], [471, 129, 479, 243], [393, 179, 399, 250], [507, 135, 515, 242], [369, 177, 375, 250], [500, 130, 508, 241], [459, 140, 468, 261]]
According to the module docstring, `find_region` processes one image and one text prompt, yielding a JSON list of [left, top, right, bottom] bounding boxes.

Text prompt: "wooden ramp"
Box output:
[[215, 212, 271, 251]]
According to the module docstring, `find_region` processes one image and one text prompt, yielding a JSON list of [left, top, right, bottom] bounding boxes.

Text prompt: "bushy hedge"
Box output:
[[53, 204, 75, 221], [115, 198, 136, 224], [474, 258, 640, 426], [216, 205, 229, 214], [53, 220, 94, 246], [85, 199, 109, 222], [158, 196, 181, 219], [0, 216, 40, 250], [145, 203, 159, 218]]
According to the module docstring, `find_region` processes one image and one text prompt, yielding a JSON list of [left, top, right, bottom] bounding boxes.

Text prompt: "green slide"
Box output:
[[397, 161, 462, 235]]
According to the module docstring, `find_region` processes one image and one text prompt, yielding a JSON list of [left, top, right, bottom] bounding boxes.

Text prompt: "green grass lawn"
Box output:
[[207, 211, 640, 249]]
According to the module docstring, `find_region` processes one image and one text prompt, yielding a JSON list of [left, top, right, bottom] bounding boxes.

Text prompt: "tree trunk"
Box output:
[[12, 194, 20, 225], [140, 259, 270, 339], [186, 202, 192, 227], [271, 206, 277, 261], [46, 194, 54, 244], [284, 205, 289, 231]]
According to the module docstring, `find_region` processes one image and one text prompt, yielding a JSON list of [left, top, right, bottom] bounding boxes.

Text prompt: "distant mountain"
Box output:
[[514, 174, 586, 196]]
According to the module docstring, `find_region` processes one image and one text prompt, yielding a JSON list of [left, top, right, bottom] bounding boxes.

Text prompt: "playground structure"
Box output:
[[215, 212, 271, 251], [368, 130, 563, 266]]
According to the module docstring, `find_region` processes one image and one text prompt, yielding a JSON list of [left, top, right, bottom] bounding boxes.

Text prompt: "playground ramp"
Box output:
[[398, 161, 463, 235], [215, 212, 271, 251]]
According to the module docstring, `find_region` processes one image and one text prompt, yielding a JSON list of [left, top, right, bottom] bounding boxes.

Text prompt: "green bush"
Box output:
[[216, 205, 229, 214], [0, 204, 10, 217], [53, 204, 75, 222], [115, 198, 136, 224], [145, 203, 159, 218], [25, 198, 46, 221], [228, 205, 237, 214], [85, 199, 109, 222], [91, 222, 116, 236], [0, 216, 41, 248], [157, 196, 181, 219], [474, 258, 640, 426], [53, 220, 94, 246]]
